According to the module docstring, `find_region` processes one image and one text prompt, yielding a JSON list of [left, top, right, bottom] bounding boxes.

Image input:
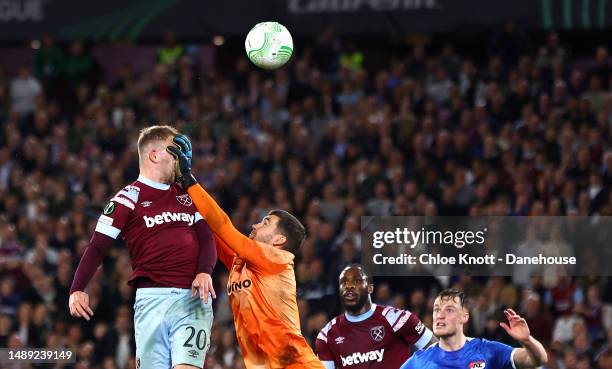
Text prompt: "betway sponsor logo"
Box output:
[[340, 349, 384, 366], [289, 0, 439, 13], [143, 212, 195, 228]]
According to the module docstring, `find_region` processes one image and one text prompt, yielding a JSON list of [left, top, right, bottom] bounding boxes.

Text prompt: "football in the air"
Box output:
[[245, 21, 293, 70]]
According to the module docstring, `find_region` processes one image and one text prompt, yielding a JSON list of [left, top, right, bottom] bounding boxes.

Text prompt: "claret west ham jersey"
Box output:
[[316, 304, 433, 369], [94, 176, 205, 288]]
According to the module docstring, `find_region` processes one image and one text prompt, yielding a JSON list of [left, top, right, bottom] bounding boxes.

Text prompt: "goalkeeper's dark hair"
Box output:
[[137, 125, 180, 158], [268, 209, 306, 254], [437, 288, 468, 309]]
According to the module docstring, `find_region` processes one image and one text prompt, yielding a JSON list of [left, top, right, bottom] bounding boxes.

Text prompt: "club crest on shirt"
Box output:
[[469, 360, 486, 369], [370, 325, 385, 342], [176, 194, 192, 206]]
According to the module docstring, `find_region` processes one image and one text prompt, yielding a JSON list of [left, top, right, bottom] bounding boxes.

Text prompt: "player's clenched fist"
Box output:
[[69, 291, 94, 321], [191, 272, 216, 304]]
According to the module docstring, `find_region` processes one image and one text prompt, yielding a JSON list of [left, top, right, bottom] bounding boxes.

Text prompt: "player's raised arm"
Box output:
[[166, 135, 236, 233], [187, 182, 291, 273], [499, 309, 548, 368], [167, 136, 293, 274]]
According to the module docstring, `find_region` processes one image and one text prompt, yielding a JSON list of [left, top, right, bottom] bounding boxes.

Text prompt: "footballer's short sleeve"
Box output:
[[484, 339, 516, 369], [315, 335, 334, 362], [94, 186, 138, 239], [315, 319, 336, 364], [383, 307, 433, 349]]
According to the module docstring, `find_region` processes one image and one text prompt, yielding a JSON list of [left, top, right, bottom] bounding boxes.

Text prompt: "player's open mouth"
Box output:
[[343, 292, 357, 300], [435, 322, 446, 327]]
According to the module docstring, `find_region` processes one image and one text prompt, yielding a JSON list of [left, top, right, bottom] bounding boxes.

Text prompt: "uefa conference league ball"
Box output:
[[245, 21, 293, 70]]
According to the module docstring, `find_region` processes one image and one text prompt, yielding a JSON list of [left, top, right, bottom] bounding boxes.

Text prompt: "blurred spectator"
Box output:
[[0, 276, 20, 315], [513, 225, 543, 286], [158, 30, 184, 66], [426, 66, 453, 105], [489, 21, 528, 66], [9, 66, 42, 116], [522, 291, 553, 346], [470, 293, 496, 336], [33, 34, 65, 93], [64, 40, 94, 91], [547, 276, 584, 316], [590, 46, 612, 90], [576, 285, 605, 340], [537, 32, 567, 68], [0, 313, 11, 347], [339, 41, 363, 72]]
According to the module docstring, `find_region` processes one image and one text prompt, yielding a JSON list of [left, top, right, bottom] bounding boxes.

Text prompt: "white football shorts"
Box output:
[[134, 288, 213, 369]]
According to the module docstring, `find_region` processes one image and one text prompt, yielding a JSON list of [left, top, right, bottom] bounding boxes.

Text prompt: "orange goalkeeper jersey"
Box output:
[[188, 184, 323, 369]]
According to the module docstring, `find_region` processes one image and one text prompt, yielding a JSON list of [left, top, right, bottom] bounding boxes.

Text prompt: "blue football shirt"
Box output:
[[400, 337, 517, 369]]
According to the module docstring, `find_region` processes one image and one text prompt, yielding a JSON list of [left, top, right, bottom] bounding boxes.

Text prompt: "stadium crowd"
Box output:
[[1, 27, 612, 368]]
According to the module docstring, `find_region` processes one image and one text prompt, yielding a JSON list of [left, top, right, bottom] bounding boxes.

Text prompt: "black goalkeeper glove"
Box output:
[[166, 135, 198, 189]]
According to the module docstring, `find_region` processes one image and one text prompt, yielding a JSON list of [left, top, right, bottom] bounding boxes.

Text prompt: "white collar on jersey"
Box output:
[[345, 303, 377, 323], [137, 175, 170, 190]]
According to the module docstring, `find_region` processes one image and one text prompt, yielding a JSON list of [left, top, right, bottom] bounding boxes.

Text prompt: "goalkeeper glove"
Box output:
[[167, 135, 197, 189]]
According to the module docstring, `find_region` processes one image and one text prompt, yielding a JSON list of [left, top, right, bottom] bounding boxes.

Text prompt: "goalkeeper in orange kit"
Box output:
[[167, 135, 325, 369]]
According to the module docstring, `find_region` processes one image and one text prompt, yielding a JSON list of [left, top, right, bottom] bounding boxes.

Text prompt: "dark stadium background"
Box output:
[[2, 1, 612, 368]]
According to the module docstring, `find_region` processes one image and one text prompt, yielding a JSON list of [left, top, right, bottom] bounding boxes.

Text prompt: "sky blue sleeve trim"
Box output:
[[95, 222, 121, 239], [322, 360, 336, 369], [414, 328, 434, 350]]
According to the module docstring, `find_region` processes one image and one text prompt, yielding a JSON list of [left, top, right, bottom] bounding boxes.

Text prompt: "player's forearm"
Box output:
[[517, 336, 548, 368], [69, 233, 113, 293], [187, 183, 232, 233], [187, 184, 252, 254], [187, 183, 275, 266]]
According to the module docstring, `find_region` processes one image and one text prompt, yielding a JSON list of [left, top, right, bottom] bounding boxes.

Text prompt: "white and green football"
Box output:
[[245, 21, 293, 70]]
